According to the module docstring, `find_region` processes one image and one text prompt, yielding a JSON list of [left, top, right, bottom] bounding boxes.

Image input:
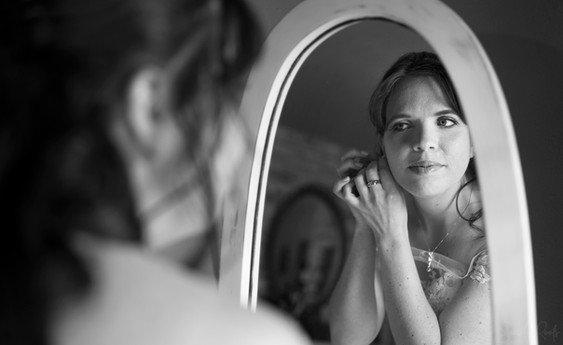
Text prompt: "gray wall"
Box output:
[[247, 0, 563, 340], [280, 20, 432, 151]]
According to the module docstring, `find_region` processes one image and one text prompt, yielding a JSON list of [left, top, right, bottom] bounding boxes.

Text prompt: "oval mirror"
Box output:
[[218, 1, 536, 344]]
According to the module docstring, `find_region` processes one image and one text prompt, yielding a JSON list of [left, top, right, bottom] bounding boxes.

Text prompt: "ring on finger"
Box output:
[[366, 179, 381, 188]]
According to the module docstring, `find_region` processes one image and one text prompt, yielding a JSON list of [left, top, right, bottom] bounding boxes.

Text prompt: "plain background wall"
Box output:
[[246, 0, 563, 343], [280, 20, 433, 151]]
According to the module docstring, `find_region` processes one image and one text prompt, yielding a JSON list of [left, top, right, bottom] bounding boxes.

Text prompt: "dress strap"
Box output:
[[411, 247, 467, 278], [411, 247, 490, 283]]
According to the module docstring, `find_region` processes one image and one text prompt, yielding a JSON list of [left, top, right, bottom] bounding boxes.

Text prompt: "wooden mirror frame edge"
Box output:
[[218, 0, 537, 344]]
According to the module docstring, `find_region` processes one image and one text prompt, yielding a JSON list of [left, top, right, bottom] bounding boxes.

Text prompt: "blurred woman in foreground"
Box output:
[[0, 1, 309, 344]]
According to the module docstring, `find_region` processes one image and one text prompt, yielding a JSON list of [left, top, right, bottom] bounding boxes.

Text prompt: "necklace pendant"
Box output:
[[426, 252, 433, 272]]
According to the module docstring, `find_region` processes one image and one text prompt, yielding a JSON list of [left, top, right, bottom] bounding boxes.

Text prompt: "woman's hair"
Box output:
[[0, 1, 260, 344], [368, 52, 482, 233]]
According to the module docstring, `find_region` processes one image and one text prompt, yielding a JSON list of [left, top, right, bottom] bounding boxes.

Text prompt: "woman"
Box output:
[[0, 1, 308, 344], [329, 52, 491, 345]]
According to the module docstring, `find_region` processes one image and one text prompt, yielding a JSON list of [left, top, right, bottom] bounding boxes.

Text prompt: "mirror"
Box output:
[[219, 1, 537, 344]]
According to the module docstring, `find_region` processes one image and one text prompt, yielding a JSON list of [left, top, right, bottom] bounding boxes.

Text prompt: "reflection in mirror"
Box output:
[[258, 20, 492, 344]]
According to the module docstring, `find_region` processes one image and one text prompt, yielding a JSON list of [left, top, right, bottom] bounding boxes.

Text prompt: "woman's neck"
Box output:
[[408, 180, 475, 239]]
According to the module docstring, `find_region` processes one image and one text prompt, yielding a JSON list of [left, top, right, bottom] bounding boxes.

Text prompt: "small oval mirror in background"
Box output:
[[261, 186, 346, 340]]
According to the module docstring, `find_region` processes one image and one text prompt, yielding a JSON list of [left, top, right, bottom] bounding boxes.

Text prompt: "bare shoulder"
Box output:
[[54, 237, 310, 345], [438, 214, 492, 343], [222, 305, 311, 345], [438, 253, 492, 345], [177, 273, 311, 345]]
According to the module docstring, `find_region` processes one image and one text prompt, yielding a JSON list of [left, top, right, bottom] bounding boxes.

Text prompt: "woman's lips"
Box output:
[[408, 161, 445, 174]]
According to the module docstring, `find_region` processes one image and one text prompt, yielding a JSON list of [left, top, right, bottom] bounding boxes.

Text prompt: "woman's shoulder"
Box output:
[[53, 235, 310, 345]]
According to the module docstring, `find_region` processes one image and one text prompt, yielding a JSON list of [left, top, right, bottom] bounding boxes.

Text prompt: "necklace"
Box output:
[[423, 232, 450, 272]]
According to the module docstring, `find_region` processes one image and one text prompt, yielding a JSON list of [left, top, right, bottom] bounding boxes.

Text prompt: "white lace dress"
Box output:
[[412, 247, 490, 314], [373, 247, 490, 344]]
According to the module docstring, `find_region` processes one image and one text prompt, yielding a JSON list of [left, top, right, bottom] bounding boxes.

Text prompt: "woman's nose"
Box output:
[[412, 124, 437, 152]]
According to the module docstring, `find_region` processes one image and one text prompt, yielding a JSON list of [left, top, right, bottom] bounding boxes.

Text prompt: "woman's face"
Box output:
[[382, 75, 473, 198]]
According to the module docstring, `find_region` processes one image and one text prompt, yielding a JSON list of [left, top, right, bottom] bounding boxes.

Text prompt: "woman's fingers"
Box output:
[[340, 149, 370, 162], [336, 158, 366, 178], [337, 150, 372, 178], [364, 161, 382, 195], [353, 169, 370, 201], [342, 182, 360, 207], [333, 176, 351, 195], [333, 176, 360, 207]]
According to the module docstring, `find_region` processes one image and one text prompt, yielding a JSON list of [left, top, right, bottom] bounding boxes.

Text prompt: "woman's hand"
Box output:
[[333, 154, 408, 244], [334, 150, 372, 224]]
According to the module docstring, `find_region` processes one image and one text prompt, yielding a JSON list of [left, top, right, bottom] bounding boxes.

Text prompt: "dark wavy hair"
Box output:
[[368, 51, 483, 233], [0, 0, 261, 344]]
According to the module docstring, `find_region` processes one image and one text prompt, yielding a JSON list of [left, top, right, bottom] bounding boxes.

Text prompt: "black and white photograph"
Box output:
[[1, 0, 561, 344]]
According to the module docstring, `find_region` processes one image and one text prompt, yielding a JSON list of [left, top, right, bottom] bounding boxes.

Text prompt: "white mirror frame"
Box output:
[[218, 0, 537, 344]]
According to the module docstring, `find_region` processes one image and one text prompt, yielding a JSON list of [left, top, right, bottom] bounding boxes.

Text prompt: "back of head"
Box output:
[[0, 1, 260, 344]]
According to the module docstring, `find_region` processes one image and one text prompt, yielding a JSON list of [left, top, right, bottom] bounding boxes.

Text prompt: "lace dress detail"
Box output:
[[412, 247, 490, 314], [468, 250, 490, 283], [372, 249, 490, 344]]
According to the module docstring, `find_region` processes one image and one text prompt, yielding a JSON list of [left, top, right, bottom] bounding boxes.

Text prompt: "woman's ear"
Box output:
[[125, 67, 164, 155], [112, 66, 185, 169]]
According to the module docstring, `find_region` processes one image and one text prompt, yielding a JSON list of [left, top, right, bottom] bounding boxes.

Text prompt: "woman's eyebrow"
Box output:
[[433, 109, 458, 116], [386, 112, 411, 122]]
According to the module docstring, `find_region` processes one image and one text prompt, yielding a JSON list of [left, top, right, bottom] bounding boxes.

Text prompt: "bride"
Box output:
[[329, 52, 491, 345]]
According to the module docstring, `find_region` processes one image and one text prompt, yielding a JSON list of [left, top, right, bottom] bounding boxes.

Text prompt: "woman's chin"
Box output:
[[401, 181, 451, 199]]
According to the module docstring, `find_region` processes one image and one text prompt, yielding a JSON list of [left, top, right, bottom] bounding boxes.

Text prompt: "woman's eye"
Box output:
[[436, 116, 458, 128], [390, 122, 410, 132]]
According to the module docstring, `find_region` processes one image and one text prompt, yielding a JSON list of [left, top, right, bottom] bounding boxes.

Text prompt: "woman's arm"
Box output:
[[376, 237, 440, 345], [329, 222, 443, 345], [335, 157, 440, 344], [334, 156, 442, 345], [329, 220, 384, 345], [329, 150, 385, 345], [332, 155, 492, 345]]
